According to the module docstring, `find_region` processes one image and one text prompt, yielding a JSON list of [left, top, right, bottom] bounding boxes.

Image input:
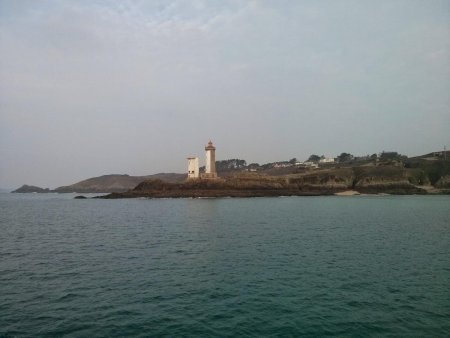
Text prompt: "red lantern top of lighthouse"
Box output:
[[205, 140, 216, 150]]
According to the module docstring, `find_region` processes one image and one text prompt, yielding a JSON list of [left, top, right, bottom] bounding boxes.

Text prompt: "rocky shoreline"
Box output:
[[96, 169, 449, 199]]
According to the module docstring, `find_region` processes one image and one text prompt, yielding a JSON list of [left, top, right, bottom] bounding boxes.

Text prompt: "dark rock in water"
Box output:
[[74, 195, 87, 199], [12, 185, 51, 193]]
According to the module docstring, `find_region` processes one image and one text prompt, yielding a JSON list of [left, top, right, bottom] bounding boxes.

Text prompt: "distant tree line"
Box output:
[[216, 159, 247, 171], [209, 151, 411, 172]]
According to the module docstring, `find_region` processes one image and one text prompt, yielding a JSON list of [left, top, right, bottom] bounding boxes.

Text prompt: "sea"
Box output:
[[0, 193, 449, 337]]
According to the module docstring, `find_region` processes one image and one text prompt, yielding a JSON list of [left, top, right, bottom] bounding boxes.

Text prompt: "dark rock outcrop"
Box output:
[[353, 167, 427, 194], [435, 175, 450, 189]]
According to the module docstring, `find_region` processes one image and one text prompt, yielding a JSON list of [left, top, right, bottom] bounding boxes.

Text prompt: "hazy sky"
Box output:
[[1, 0, 449, 188]]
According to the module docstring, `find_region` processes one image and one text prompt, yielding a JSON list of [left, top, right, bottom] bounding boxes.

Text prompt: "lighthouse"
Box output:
[[203, 140, 217, 179]]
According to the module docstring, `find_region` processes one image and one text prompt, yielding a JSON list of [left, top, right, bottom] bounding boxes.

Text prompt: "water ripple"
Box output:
[[0, 194, 449, 336]]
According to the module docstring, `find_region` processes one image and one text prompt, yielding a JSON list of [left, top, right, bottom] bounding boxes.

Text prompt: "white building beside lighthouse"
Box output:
[[187, 157, 199, 179]]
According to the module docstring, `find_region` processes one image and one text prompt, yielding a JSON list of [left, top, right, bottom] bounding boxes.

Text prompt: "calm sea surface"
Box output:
[[0, 193, 449, 337]]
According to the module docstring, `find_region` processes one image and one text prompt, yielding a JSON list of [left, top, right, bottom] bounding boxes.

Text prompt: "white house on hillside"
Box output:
[[319, 158, 335, 164]]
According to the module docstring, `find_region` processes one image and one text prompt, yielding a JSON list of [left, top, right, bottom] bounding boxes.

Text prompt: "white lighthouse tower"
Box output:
[[203, 140, 217, 179]]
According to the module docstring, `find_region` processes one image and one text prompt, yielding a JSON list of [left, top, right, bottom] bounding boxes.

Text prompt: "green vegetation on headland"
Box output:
[[12, 150, 450, 197]]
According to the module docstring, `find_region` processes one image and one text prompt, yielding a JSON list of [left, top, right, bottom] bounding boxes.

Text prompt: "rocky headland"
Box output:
[[99, 164, 449, 199]]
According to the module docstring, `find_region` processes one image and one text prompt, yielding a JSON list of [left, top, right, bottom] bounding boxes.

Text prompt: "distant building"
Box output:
[[187, 157, 199, 179], [273, 162, 292, 168], [319, 158, 335, 164], [303, 161, 319, 169]]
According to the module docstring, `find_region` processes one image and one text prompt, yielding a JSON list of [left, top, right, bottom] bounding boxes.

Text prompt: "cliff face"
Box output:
[[352, 166, 427, 194], [435, 175, 450, 189], [288, 167, 426, 194], [287, 168, 353, 190], [354, 178, 425, 194]]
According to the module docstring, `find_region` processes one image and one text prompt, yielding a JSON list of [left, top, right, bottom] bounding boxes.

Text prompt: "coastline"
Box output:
[[92, 190, 449, 200], [94, 177, 448, 199]]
